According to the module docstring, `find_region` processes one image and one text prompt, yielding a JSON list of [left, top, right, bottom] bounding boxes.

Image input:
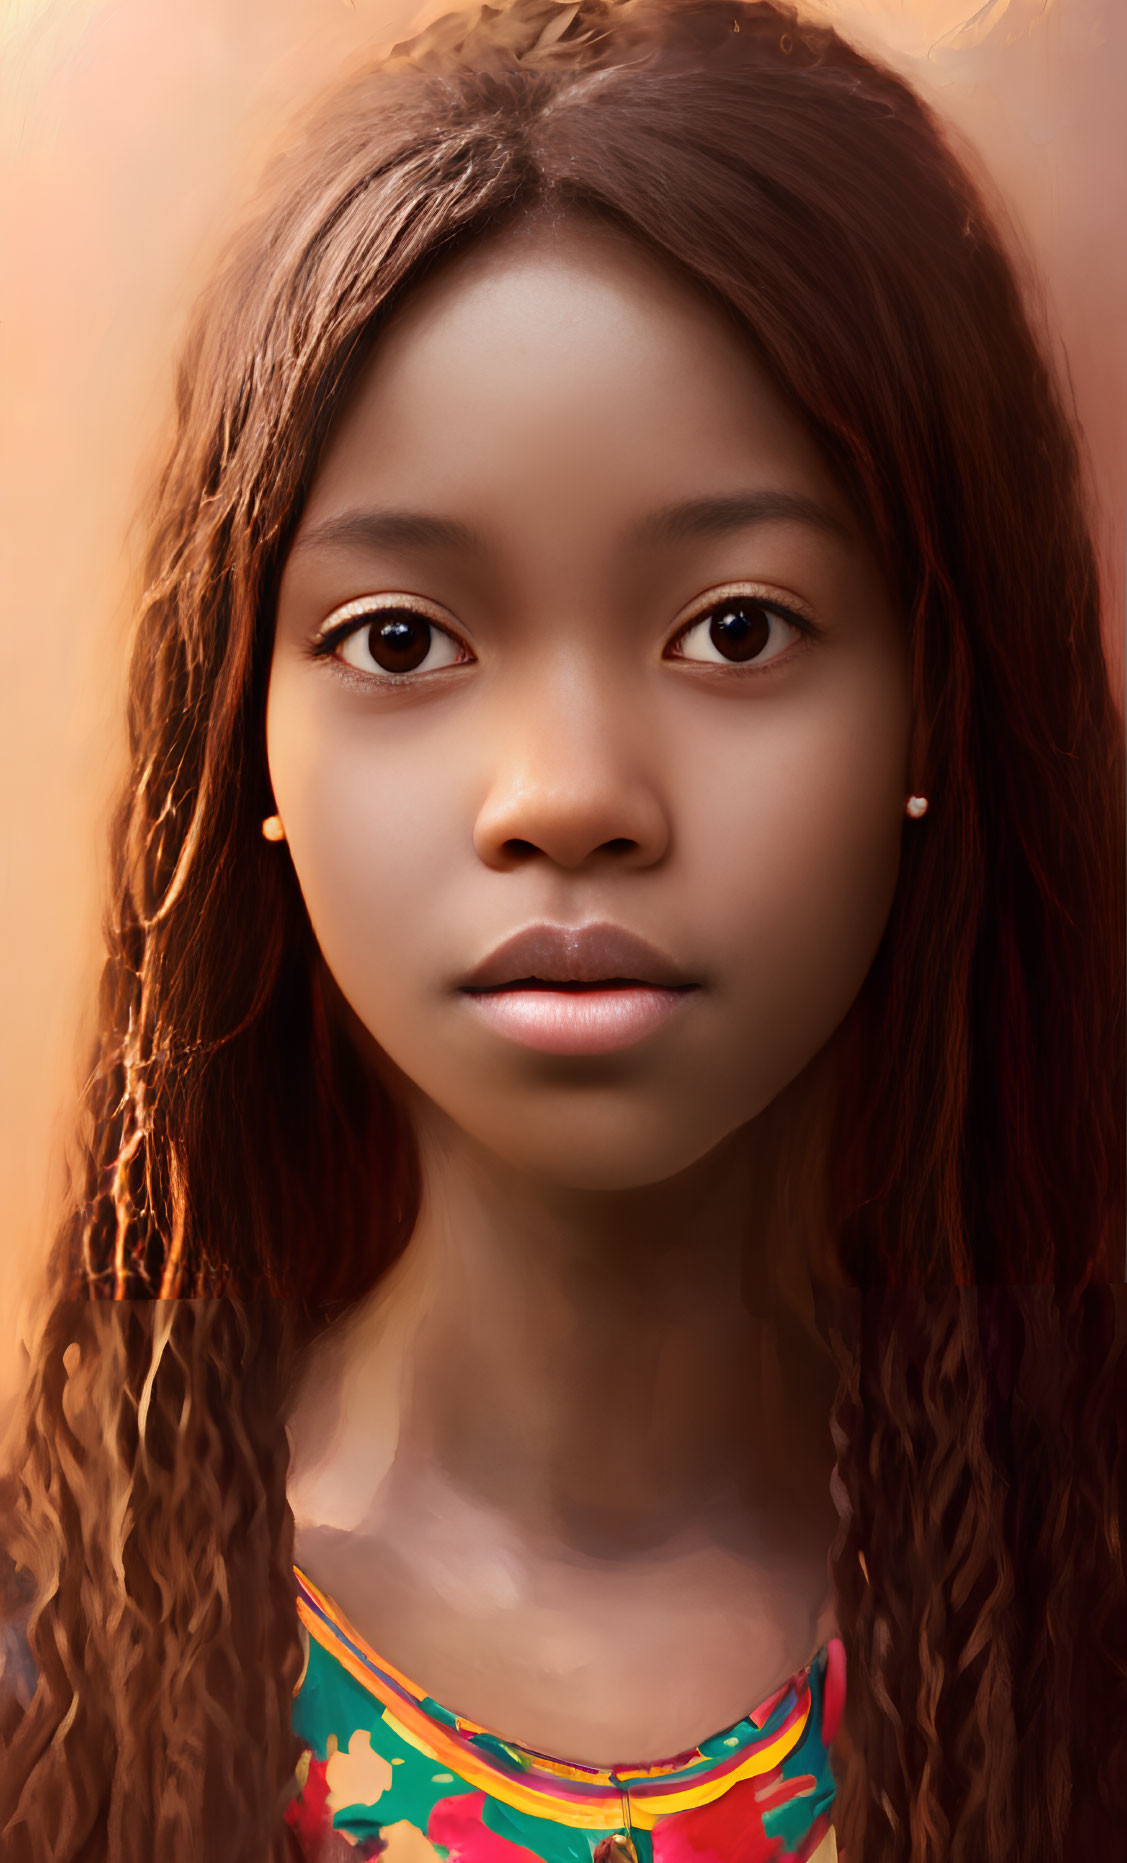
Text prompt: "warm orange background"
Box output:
[[1, 0, 1124, 1401]]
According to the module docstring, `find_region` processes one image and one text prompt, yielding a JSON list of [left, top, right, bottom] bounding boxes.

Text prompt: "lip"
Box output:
[[460, 983, 696, 1055], [460, 920, 696, 990], [458, 921, 699, 1056]]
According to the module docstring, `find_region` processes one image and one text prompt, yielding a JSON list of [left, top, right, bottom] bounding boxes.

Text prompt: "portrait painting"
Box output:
[[0, 2, 1123, 1859]]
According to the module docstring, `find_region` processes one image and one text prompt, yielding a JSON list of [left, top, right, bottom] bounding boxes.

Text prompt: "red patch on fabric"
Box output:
[[427, 1790, 545, 1863], [751, 1773, 819, 1817], [286, 1751, 333, 1847], [652, 1775, 787, 1863], [746, 1680, 792, 1730], [820, 1640, 846, 1749]]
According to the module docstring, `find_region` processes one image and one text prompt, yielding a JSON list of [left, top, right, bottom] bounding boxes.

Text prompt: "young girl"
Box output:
[[0, 1, 1123, 1859]]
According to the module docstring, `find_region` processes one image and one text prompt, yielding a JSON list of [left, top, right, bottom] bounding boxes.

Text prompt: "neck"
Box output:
[[293, 1078, 839, 1553]]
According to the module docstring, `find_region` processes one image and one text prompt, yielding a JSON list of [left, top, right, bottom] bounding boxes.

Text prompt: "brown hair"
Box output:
[[1, 1, 1123, 1857]]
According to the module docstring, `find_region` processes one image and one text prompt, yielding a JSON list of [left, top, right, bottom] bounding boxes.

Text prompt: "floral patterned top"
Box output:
[[287, 1566, 846, 1863]]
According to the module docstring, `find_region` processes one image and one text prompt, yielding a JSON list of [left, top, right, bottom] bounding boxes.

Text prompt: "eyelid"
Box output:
[[666, 583, 820, 654], [670, 581, 818, 632], [311, 591, 468, 652]]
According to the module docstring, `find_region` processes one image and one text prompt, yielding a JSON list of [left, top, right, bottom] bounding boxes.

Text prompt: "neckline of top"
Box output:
[[293, 1562, 845, 1786]]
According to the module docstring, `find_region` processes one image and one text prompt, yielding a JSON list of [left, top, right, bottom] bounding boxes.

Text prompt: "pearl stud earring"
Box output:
[[261, 815, 286, 842], [905, 795, 929, 819]]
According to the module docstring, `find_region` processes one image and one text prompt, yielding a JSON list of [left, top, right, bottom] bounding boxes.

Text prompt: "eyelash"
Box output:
[[310, 590, 820, 683]]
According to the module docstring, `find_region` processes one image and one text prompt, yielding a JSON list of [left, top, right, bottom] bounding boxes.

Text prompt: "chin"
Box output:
[[456, 1099, 766, 1193]]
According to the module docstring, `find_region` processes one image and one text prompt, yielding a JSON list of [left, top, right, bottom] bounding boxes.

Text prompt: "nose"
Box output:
[[471, 665, 671, 872]]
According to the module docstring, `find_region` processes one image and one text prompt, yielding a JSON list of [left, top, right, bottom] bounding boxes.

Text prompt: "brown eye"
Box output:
[[333, 608, 466, 677], [675, 598, 802, 666]]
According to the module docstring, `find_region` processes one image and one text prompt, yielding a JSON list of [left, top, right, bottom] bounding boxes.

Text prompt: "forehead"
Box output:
[[296, 215, 857, 554]]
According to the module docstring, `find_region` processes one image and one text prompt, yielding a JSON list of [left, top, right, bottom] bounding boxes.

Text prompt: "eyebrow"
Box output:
[[633, 491, 853, 548], [291, 508, 482, 558], [288, 490, 852, 561]]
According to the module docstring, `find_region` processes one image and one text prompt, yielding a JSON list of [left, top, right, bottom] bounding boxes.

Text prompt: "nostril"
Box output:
[[501, 836, 637, 861]]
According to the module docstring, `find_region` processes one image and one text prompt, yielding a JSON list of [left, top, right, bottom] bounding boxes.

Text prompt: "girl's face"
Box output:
[[268, 218, 914, 1190]]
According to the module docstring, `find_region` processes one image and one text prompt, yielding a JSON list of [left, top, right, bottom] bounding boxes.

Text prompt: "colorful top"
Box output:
[[287, 1566, 846, 1863]]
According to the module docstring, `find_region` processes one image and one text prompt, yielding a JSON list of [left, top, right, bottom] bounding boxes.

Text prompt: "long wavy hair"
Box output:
[[0, 1, 1123, 1858]]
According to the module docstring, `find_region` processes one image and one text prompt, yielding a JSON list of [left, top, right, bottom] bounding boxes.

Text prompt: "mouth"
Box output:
[[469, 977, 672, 991], [460, 920, 697, 991], [458, 923, 699, 1055]]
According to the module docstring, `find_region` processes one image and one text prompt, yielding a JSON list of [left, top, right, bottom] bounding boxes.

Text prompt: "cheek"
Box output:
[[266, 691, 460, 1021], [718, 791, 900, 1035], [699, 687, 907, 1078], [298, 803, 454, 982]]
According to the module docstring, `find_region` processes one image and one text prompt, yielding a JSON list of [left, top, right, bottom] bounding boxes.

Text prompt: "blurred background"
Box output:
[[1, 0, 1124, 1403]]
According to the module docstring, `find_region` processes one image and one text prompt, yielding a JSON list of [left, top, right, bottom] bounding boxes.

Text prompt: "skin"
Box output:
[[271, 214, 917, 1763]]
